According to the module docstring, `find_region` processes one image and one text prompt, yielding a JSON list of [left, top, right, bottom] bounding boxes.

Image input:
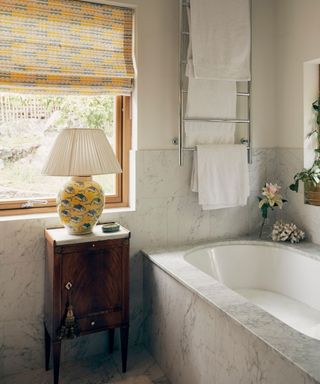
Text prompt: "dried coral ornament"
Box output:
[[271, 220, 305, 244]]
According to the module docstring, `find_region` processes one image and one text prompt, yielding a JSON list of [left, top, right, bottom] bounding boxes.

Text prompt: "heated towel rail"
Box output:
[[176, 0, 252, 166]]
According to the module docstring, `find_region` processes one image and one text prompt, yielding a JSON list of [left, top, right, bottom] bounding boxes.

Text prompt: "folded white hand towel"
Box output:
[[192, 145, 250, 210], [190, 0, 251, 81]]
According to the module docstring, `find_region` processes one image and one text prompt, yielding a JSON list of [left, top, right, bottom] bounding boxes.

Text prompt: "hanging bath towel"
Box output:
[[189, 0, 251, 81], [184, 78, 237, 147], [192, 144, 250, 210]]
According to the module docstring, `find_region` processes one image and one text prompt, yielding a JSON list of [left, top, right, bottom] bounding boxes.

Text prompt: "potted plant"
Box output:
[[289, 97, 320, 205]]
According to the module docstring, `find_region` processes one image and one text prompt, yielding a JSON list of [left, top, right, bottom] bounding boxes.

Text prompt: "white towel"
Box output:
[[186, 78, 237, 119], [185, 121, 235, 148], [185, 78, 236, 147], [185, 5, 238, 147], [192, 145, 249, 210], [189, 0, 251, 81]]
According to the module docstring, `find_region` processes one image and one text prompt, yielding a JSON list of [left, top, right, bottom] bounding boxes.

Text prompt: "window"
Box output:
[[0, 0, 134, 215], [0, 94, 131, 215]]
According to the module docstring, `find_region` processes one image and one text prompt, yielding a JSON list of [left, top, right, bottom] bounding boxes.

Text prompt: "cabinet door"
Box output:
[[61, 242, 123, 329]]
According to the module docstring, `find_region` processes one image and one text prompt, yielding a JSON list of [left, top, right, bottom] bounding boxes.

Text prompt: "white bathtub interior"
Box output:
[[184, 244, 320, 340]]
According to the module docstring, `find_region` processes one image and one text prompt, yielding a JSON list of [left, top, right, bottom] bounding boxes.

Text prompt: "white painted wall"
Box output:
[[113, 0, 180, 150], [274, 0, 320, 245], [111, 0, 277, 149], [251, 0, 277, 148], [303, 62, 319, 168], [275, 0, 320, 149]]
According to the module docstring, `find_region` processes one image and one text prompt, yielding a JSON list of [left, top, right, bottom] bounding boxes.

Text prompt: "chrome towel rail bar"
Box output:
[[184, 118, 250, 124], [181, 138, 249, 152], [181, 89, 250, 97]]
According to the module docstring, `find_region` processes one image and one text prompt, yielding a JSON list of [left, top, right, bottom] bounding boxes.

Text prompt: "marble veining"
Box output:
[[2, 346, 170, 384], [0, 148, 277, 378], [143, 240, 320, 384]]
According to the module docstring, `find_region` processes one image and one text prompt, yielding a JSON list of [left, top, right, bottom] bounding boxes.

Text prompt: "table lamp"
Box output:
[[42, 128, 122, 235]]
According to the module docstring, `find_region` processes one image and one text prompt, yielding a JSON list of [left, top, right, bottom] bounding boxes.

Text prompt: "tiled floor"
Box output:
[[2, 346, 170, 384]]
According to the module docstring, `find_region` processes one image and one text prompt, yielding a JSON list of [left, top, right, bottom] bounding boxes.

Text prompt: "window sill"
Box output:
[[0, 205, 136, 223]]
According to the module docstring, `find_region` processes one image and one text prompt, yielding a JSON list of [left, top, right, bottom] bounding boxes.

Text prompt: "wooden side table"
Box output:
[[44, 225, 130, 384]]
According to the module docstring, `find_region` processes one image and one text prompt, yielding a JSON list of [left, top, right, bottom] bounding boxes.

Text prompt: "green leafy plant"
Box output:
[[289, 97, 320, 193], [289, 161, 320, 192], [42, 95, 114, 136]]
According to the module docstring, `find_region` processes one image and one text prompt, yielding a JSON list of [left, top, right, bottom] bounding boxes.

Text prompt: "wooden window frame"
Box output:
[[0, 95, 131, 216]]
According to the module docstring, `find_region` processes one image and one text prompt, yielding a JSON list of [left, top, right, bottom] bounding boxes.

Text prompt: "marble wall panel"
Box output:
[[0, 148, 272, 378], [166, 195, 212, 246]]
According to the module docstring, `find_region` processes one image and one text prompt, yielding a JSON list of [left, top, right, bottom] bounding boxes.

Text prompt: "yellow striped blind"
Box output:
[[0, 0, 134, 94]]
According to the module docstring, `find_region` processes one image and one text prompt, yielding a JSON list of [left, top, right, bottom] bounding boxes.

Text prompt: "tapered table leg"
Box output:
[[53, 341, 61, 384], [44, 324, 51, 371], [120, 326, 129, 373], [109, 328, 115, 354]]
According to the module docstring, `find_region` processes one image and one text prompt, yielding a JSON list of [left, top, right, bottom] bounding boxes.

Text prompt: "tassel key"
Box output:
[[57, 281, 80, 340]]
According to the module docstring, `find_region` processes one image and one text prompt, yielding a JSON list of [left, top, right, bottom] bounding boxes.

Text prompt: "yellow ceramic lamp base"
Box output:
[[57, 176, 104, 235]]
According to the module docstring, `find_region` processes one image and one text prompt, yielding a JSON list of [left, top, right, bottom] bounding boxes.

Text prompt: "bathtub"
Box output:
[[143, 240, 320, 384], [185, 243, 320, 340]]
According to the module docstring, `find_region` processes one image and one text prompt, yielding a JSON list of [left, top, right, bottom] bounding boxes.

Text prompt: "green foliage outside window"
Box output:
[[0, 94, 116, 200]]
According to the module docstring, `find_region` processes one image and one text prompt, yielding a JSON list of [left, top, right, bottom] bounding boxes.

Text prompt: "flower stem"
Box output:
[[259, 218, 265, 239]]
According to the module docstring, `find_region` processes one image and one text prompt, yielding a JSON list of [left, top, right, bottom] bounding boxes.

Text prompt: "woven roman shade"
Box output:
[[0, 0, 134, 94]]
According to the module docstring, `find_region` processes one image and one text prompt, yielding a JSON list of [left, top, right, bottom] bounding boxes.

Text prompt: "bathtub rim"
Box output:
[[142, 239, 320, 384]]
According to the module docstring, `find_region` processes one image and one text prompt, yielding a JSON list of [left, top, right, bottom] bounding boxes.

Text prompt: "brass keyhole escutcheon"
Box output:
[[65, 282, 73, 290]]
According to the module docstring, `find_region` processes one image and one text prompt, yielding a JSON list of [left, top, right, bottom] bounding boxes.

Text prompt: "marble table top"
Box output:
[[45, 224, 130, 245]]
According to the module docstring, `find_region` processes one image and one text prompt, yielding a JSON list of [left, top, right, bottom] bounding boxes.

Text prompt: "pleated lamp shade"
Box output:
[[42, 128, 122, 176]]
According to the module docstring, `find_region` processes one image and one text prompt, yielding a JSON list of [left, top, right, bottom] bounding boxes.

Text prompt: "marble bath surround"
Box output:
[[143, 240, 320, 384]]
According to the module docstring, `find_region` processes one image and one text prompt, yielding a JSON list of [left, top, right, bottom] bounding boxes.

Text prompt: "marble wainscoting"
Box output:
[[0, 147, 273, 379], [0, 215, 125, 378], [0, 213, 145, 379], [143, 256, 319, 384], [276, 147, 320, 245], [123, 148, 277, 247]]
